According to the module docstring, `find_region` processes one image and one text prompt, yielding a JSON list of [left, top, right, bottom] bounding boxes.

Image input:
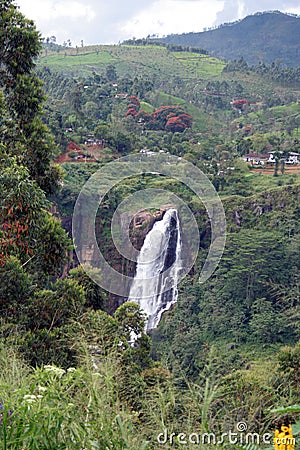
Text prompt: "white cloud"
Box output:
[[15, 0, 300, 45], [214, 0, 300, 26], [19, 0, 95, 21], [17, 0, 152, 44], [283, 6, 300, 15], [122, 0, 224, 38]]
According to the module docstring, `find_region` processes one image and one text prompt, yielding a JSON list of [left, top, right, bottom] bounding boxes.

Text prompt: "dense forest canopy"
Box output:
[[0, 1, 300, 448]]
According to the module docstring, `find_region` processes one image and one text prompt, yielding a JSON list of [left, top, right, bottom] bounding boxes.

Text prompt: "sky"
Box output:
[[16, 0, 300, 46]]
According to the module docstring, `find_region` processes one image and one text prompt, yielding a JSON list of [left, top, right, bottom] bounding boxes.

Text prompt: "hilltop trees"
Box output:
[[124, 95, 141, 118]]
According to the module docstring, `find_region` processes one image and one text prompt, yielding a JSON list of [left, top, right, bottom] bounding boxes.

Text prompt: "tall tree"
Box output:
[[0, 2, 71, 275], [0, 0, 61, 194], [0, 0, 40, 82]]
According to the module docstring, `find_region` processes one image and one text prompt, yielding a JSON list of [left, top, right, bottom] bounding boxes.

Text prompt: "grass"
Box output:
[[172, 51, 226, 77], [0, 342, 145, 449], [39, 49, 117, 75], [140, 101, 154, 113], [38, 44, 227, 82], [239, 101, 300, 133], [0, 340, 252, 450], [218, 170, 300, 199], [41, 50, 116, 66], [244, 171, 300, 193], [270, 102, 299, 118], [39, 44, 184, 79]]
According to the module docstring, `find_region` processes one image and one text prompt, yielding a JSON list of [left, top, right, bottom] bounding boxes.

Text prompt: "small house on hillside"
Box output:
[[243, 153, 269, 165], [115, 93, 127, 99]]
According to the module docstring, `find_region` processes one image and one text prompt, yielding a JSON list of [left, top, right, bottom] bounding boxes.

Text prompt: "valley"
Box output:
[[0, 4, 300, 449]]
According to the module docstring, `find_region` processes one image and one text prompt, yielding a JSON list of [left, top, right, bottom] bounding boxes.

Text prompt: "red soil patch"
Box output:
[[252, 165, 300, 175], [54, 141, 97, 163]]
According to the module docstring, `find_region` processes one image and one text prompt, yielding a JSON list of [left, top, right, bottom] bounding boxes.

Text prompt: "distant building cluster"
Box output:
[[243, 151, 299, 166]]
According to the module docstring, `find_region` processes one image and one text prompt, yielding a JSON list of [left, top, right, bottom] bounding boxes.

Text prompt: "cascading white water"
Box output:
[[128, 208, 182, 331]]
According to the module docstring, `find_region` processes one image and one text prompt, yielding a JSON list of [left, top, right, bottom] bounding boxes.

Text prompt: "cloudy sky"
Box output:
[[16, 0, 300, 46]]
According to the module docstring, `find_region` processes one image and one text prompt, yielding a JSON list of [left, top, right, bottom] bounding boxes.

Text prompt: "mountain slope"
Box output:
[[158, 11, 300, 67]]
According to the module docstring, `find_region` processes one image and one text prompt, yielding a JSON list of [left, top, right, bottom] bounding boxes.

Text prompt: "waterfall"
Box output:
[[128, 208, 182, 331]]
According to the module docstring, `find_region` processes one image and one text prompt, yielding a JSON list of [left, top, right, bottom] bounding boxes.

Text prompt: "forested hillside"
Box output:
[[157, 11, 300, 67], [0, 1, 300, 448]]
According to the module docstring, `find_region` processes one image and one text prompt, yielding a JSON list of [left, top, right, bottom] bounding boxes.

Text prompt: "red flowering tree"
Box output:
[[165, 113, 192, 132], [124, 101, 193, 132], [151, 106, 192, 132], [232, 99, 249, 110], [127, 96, 140, 109], [136, 110, 152, 123], [125, 107, 138, 118], [124, 96, 141, 117]]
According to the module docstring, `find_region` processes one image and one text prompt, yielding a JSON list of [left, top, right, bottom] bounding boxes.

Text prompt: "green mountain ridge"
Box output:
[[157, 11, 300, 67]]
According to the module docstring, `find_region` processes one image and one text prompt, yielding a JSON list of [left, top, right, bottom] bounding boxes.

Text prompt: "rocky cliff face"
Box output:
[[61, 206, 175, 312], [59, 184, 299, 262], [57, 184, 300, 310]]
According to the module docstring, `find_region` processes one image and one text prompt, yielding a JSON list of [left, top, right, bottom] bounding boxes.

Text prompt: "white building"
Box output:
[[268, 151, 299, 165], [286, 152, 300, 164], [243, 153, 269, 165]]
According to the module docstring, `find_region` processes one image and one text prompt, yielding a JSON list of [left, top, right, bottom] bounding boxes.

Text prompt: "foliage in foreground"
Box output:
[[1, 340, 300, 449]]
